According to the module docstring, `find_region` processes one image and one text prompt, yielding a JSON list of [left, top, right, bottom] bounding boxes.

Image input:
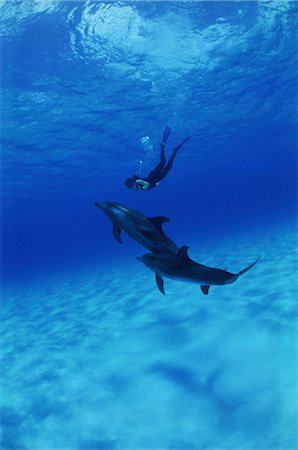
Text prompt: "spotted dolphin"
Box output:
[[137, 246, 259, 295], [95, 201, 179, 254]]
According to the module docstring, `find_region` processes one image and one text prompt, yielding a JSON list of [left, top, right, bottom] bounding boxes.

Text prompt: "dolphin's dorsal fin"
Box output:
[[155, 273, 165, 295], [201, 285, 210, 295], [113, 224, 122, 244], [177, 246, 191, 260], [148, 216, 170, 232]]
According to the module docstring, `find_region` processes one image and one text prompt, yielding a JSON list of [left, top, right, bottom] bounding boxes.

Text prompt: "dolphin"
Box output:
[[95, 201, 179, 254], [137, 246, 259, 295]]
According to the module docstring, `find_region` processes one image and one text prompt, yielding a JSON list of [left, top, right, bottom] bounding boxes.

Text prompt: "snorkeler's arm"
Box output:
[[135, 179, 150, 190]]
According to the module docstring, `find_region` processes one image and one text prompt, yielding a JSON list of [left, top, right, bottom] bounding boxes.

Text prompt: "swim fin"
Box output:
[[161, 126, 171, 146], [174, 135, 192, 151]]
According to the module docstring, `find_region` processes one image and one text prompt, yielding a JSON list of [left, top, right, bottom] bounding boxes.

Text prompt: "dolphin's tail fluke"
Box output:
[[237, 258, 260, 277]]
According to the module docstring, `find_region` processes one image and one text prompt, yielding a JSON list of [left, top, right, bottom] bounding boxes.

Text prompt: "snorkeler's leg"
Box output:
[[149, 134, 192, 182], [160, 136, 191, 177], [160, 149, 178, 178], [155, 127, 170, 169], [153, 127, 169, 170], [146, 142, 167, 181], [160, 136, 191, 179], [145, 128, 171, 185], [159, 146, 166, 165]]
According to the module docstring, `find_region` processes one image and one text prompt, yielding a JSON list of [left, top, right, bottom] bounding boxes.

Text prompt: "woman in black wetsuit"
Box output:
[[125, 127, 191, 191]]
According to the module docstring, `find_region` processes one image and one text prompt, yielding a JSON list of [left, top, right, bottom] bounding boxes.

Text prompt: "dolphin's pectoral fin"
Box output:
[[201, 285, 210, 295], [177, 246, 191, 260], [156, 274, 165, 295], [148, 216, 170, 232], [113, 224, 123, 244]]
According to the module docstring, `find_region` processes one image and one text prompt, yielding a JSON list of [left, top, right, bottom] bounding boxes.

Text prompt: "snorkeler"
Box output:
[[125, 127, 191, 191]]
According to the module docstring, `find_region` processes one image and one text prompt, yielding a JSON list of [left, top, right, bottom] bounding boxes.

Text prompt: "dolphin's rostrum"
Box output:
[[137, 246, 259, 295], [95, 201, 179, 254]]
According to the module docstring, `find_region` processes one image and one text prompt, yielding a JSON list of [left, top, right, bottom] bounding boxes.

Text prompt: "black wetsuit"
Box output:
[[143, 145, 178, 189], [128, 127, 191, 191]]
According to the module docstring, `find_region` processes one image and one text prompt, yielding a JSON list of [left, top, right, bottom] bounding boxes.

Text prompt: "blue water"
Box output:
[[1, 2, 298, 449]]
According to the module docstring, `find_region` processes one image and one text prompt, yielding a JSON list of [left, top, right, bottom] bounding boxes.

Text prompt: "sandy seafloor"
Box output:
[[1, 225, 297, 450]]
